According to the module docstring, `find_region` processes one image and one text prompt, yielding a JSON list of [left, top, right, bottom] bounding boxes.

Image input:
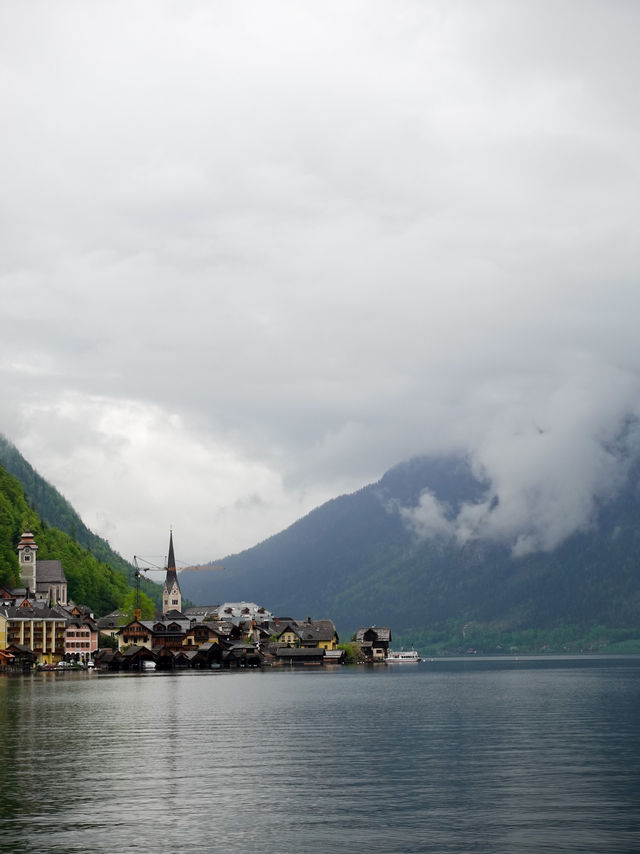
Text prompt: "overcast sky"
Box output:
[[1, 1, 639, 566]]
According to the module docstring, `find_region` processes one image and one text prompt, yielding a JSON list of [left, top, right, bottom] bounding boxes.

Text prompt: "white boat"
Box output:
[[387, 649, 422, 662]]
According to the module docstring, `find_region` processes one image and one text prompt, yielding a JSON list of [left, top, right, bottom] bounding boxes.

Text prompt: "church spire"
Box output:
[[162, 529, 182, 615], [167, 529, 176, 572]]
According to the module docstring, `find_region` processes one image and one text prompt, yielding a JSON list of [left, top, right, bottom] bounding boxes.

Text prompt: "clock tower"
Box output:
[[17, 529, 38, 594]]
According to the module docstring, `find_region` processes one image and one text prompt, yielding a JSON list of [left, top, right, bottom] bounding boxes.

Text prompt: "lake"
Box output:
[[1, 657, 640, 853]]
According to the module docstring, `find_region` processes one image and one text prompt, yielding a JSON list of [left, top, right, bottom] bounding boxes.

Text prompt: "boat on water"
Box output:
[[387, 649, 422, 663]]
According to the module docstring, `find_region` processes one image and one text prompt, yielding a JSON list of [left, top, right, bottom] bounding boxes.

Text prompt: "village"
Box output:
[[0, 530, 392, 672]]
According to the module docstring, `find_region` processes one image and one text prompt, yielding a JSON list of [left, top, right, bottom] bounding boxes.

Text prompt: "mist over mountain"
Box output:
[[179, 429, 640, 642], [4, 423, 640, 648]]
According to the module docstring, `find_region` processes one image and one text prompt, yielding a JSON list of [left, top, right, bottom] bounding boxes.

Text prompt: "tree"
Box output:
[[119, 589, 156, 623]]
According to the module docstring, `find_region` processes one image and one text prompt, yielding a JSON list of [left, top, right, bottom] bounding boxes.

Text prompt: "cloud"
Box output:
[[401, 357, 640, 555], [1, 1, 640, 560]]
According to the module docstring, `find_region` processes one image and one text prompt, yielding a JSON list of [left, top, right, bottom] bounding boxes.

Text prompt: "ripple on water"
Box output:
[[1, 662, 640, 853]]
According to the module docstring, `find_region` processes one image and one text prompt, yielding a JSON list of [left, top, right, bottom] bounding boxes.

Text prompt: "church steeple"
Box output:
[[162, 529, 182, 615]]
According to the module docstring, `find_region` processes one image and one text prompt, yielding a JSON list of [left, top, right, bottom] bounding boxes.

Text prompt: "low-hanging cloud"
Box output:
[[401, 359, 640, 556], [1, 2, 640, 560]]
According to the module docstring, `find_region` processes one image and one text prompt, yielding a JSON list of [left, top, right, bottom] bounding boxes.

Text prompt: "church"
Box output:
[[16, 529, 68, 605]]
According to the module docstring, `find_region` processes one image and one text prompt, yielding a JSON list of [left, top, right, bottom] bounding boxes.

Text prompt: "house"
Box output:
[[222, 642, 261, 668], [190, 642, 224, 669], [295, 618, 339, 650], [183, 622, 224, 647], [356, 626, 392, 661], [149, 617, 191, 650], [96, 611, 127, 643], [273, 618, 339, 650], [117, 619, 153, 650], [274, 621, 300, 647], [64, 615, 99, 664]]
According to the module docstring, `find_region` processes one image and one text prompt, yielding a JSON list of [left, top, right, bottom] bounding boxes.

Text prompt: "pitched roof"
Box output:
[[356, 627, 391, 643], [0, 604, 67, 620], [295, 619, 338, 643], [35, 560, 67, 584], [276, 647, 325, 659], [163, 531, 182, 596]]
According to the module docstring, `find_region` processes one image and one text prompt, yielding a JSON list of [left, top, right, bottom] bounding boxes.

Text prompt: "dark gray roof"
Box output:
[[5, 643, 37, 660], [295, 619, 338, 643], [0, 604, 67, 620], [35, 560, 67, 584], [276, 647, 325, 659], [8, 589, 50, 606], [274, 621, 299, 635], [97, 615, 121, 629], [150, 618, 191, 633], [183, 606, 218, 619], [121, 645, 154, 658], [94, 649, 119, 663], [356, 627, 391, 643], [96, 610, 126, 629]]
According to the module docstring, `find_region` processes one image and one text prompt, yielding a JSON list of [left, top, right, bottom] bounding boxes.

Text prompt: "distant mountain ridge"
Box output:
[[178, 452, 640, 645], [5, 431, 640, 650]]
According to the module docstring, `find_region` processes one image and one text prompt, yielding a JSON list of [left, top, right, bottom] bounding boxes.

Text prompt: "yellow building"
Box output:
[[116, 619, 153, 651], [0, 603, 67, 665], [275, 619, 340, 650], [275, 622, 300, 647], [296, 619, 339, 650]]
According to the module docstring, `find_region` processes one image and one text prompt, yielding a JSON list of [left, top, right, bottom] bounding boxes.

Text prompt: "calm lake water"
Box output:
[[1, 657, 640, 853]]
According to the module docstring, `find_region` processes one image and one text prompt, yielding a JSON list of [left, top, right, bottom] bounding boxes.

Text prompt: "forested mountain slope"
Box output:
[[178, 454, 640, 644], [0, 435, 133, 578], [0, 436, 161, 613]]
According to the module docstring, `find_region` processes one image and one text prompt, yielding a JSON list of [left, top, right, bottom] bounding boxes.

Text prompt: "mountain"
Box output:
[[0, 435, 161, 613], [178, 453, 640, 650]]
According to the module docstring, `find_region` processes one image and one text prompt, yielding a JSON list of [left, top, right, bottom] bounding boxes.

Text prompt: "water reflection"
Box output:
[[1, 661, 640, 853]]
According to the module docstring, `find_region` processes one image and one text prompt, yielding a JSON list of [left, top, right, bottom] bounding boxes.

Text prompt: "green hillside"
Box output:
[[0, 436, 162, 614]]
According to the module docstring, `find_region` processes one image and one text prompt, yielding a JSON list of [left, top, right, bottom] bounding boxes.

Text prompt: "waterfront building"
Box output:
[[295, 618, 339, 650], [273, 618, 339, 650], [63, 613, 99, 664], [117, 619, 153, 650], [273, 621, 300, 646], [355, 626, 392, 661], [183, 622, 225, 647], [0, 603, 67, 665]]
